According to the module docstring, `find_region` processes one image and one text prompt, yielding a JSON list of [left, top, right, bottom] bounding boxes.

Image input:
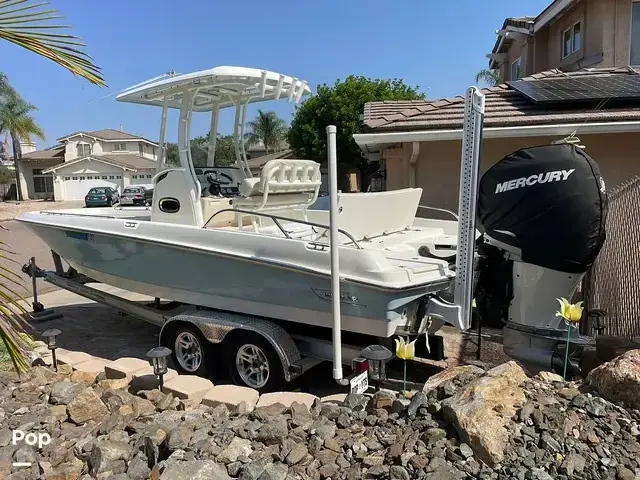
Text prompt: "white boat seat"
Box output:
[[232, 159, 321, 231]]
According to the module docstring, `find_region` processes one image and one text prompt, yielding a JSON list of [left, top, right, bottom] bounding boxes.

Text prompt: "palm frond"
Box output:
[[0, 0, 105, 86]]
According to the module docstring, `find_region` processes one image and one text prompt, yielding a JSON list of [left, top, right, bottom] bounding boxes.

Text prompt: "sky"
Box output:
[[1, 0, 550, 149]]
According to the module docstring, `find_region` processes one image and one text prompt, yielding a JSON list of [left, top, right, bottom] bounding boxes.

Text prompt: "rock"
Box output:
[[285, 443, 307, 465], [67, 387, 109, 425], [12, 444, 36, 466], [587, 349, 640, 410], [289, 402, 312, 429], [442, 361, 527, 467], [258, 462, 288, 480], [561, 453, 586, 476], [536, 371, 564, 383], [422, 365, 484, 394], [160, 460, 231, 479], [166, 425, 193, 451], [49, 381, 84, 405], [256, 417, 288, 444], [367, 391, 394, 411], [89, 441, 131, 475], [318, 463, 339, 479], [220, 437, 253, 464], [558, 387, 579, 400], [586, 397, 608, 417], [459, 443, 473, 459], [616, 466, 637, 480], [390, 465, 410, 480], [342, 393, 368, 411]]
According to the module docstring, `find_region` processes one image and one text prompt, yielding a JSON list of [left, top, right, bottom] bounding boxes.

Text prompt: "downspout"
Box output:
[[409, 141, 419, 188]]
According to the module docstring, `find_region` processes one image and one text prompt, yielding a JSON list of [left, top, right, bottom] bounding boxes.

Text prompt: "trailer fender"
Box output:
[[159, 309, 302, 382]]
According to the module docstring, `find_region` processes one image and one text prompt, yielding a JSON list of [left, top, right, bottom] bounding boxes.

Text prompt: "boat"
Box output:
[[16, 66, 462, 340]]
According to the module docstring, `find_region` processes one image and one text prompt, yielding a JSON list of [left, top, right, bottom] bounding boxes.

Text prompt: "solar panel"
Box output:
[[507, 74, 640, 104]]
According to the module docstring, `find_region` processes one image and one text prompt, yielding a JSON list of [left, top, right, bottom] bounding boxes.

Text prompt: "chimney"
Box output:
[[19, 140, 37, 154]]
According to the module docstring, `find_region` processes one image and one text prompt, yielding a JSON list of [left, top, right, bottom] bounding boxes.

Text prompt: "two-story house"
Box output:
[[20, 128, 158, 201], [489, 0, 640, 82], [353, 0, 640, 212]]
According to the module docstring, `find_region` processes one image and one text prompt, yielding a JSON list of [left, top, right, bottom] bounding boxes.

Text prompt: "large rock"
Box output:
[[49, 381, 84, 405], [442, 361, 527, 467], [67, 387, 109, 425], [160, 460, 231, 479], [587, 349, 640, 410], [422, 365, 484, 394]]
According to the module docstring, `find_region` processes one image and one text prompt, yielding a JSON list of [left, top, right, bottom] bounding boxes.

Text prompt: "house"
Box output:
[[354, 0, 640, 212], [489, 0, 640, 83], [20, 128, 158, 201]]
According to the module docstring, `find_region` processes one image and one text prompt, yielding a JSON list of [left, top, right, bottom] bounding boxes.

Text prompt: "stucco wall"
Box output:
[[384, 132, 640, 213]]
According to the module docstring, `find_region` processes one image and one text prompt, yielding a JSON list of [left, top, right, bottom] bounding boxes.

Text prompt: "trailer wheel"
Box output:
[[169, 325, 211, 377], [224, 331, 285, 393]]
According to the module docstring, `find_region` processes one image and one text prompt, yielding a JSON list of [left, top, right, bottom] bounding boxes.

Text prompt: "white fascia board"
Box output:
[[354, 121, 640, 149], [534, 0, 574, 33]]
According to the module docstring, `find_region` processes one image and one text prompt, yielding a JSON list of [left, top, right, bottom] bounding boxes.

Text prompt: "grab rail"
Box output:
[[418, 205, 459, 220], [203, 208, 363, 250]]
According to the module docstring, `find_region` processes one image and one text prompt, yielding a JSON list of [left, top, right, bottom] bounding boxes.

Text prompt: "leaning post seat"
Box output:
[[232, 159, 322, 230]]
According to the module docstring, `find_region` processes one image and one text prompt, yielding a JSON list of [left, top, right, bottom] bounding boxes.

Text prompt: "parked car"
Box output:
[[85, 187, 119, 207], [143, 187, 153, 206], [120, 186, 150, 206]]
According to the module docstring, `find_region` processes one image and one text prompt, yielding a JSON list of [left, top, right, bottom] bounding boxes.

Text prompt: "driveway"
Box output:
[[0, 201, 82, 297]]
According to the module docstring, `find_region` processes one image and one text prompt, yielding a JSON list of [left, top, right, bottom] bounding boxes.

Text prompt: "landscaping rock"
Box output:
[[49, 381, 84, 405], [67, 387, 109, 425], [587, 349, 640, 409]]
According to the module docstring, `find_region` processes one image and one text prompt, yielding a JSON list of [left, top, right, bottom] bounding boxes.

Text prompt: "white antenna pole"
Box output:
[[327, 125, 345, 383]]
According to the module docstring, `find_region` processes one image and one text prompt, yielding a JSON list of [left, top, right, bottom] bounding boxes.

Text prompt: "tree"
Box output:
[[0, 0, 105, 86], [475, 69, 500, 87], [165, 134, 238, 168], [245, 110, 287, 154], [0, 89, 45, 201], [287, 75, 424, 178]]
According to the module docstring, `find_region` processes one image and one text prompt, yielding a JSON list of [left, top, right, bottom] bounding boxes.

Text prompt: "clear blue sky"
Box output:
[[1, 0, 549, 149]]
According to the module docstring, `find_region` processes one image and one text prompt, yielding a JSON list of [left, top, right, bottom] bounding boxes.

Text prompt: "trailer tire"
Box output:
[[224, 331, 285, 394], [168, 324, 212, 378]]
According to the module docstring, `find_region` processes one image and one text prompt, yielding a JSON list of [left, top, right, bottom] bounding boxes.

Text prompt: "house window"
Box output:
[[631, 2, 640, 64], [563, 22, 581, 58], [510, 57, 522, 80], [79, 176, 85, 180], [132, 175, 138, 179], [116, 175, 122, 179], [139, 144, 144, 156], [109, 175, 115, 179], [76, 143, 91, 157], [87, 176, 93, 180], [101, 176, 107, 179], [113, 143, 126, 151], [64, 177, 70, 180], [32, 169, 53, 193], [72, 176, 78, 180], [147, 174, 152, 178], [152, 147, 156, 157]]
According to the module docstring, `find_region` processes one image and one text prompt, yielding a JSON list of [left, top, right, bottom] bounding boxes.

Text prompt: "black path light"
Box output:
[[360, 344, 393, 390], [146, 346, 172, 389], [42, 328, 61, 372]]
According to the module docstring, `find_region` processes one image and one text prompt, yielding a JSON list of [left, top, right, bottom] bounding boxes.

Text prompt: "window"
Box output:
[[101, 175, 108, 179], [563, 21, 581, 58], [132, 175, 138, 179], [113, 143, 126, 151], [152, 147, 156, 157], [632, 3, 640, 65], [64, 177, 71, 181], [72, 176, 79, 180], [139, 144, 144, 156], [87, 176, 93, 180], [510, 57, 521, 80], [116, 175, 122, 179], [79, 176, 85, 180], [109, 175, 115, 179], [147, 175, 152, 178], [76, 143, 91, 157], [32, 168, 53, 193]]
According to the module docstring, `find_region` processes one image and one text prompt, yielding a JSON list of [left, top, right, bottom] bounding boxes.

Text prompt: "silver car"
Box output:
[[120, 186, 148, 206]]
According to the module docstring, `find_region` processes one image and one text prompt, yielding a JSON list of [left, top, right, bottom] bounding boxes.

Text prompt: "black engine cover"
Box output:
[[477, 144, 608, 274]]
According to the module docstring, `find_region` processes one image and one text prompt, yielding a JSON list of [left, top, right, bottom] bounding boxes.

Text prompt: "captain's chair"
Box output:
[[232, 159, 322, 231]]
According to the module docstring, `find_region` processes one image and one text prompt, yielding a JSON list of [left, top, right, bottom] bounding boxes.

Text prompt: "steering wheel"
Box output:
[[203, 170, 234, 197]]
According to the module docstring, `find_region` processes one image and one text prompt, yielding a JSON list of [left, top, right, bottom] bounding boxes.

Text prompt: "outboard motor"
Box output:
[[474, 143, 608, 375]]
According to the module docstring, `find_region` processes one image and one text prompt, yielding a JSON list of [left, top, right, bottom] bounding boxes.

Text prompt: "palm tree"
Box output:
[[475, 69, 500, 87], [0, 0, 105, 86], [0, 89, 45, 201], [245, 110, 287, 154]]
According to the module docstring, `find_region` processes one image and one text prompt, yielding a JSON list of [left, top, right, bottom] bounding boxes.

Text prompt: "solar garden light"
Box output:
[[42, 328, 61, 372], [146, 346, 171, 389], [360, 344, 393, 389]]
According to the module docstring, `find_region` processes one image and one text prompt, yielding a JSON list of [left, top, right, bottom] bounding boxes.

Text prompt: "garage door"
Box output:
[[63, 174, 123, 200]]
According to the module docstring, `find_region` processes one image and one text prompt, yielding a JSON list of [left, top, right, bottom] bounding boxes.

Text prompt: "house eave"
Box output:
[[534, 0, 576, 33], [354, 121, 640, 150], [43, 156, 138, 174]]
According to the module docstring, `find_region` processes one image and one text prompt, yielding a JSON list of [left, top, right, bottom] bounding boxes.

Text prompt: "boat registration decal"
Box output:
[[65, 231, 92, 241]]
